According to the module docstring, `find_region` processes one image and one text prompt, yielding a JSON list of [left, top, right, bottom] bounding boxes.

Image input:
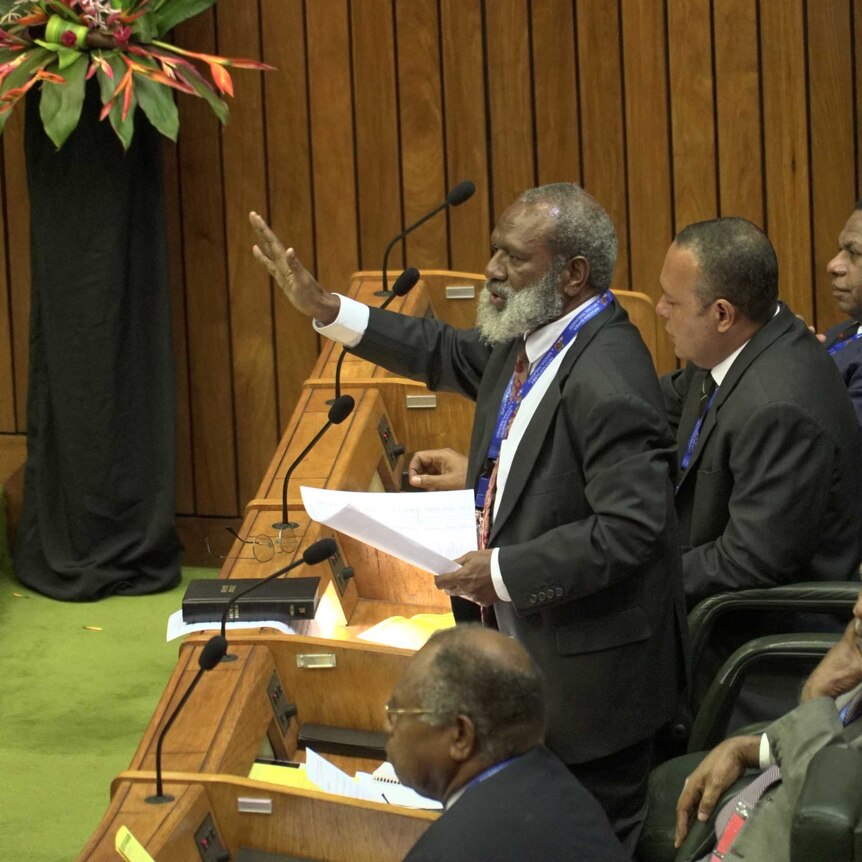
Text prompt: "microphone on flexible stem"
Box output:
[[218, 538, 338, 662], [375, 180, 475, 298], [331, 266, 421, 401], [273, 395, 355, 534], [146, 634, 228, 804]]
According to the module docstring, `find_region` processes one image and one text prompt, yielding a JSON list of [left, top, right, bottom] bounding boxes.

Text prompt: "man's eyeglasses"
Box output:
[[206, 526, 298, 563], [384, 702, 434, 729]]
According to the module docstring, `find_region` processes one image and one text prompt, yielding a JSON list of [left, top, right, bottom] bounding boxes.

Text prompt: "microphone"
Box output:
[[273, 395, 355, 532], [146, 634, 228, 804], [331, 266, 421, 400], [376, 180, 475, 298], [219, 538, 338, 640]]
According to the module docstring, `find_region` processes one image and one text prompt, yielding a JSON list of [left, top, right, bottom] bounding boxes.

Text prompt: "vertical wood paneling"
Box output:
[[396, 0, 448, 269], [0, 149, 13, 431], [713, 0, 763, 226], [164, 143, 194, 514], [218, 0, 280, 507], [260, 0, 318, 432], [440, 0, 490, 271], [175, 10, 237, 516], [760, 0, 812, 318], [808, 0, 857, 332], [532, 0, 580, 186], [485, 0, 534, 218], [4, 112, 29, 432], [668, 0, 717, 228], [622, 0, 675, 372], [2, 1, 861, 523], [576, 1, 630, 294], [352, 0, 402, 271], [307, 0, 358, 292]]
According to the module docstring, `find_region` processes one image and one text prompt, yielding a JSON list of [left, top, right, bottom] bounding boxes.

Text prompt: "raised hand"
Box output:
[[408, 448, 469, 491]]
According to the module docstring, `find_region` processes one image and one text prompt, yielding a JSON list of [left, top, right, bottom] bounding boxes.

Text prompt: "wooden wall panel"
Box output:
[[713, 0, 764, 226], [532, 0, 580, 186], [668, 0, 717, 228], [760, 0, 813, 320], [440, 0, 490, 271], [352, 0, 402, 271], [396, 0, 448, 269], [4, 112, 28, 431], [577, 1, 630, 294], [807, 0, 857, 332], [306, 0, 358, 292], [485, 0, 534, 219], [259, 0, 318, 432], [175, 10, 238, 516], [217, 0, 280, 507], [1, 0, 860, 526]]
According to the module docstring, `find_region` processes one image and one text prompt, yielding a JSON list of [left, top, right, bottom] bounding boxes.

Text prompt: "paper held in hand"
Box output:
[[300, 486, 477, 575]]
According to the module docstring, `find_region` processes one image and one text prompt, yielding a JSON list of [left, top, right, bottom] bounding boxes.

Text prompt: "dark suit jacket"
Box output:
[[354, 301, 687, 765], [825, 318, 862, 427], [402, 747, 629, 862], [662, 305, 862, 608]]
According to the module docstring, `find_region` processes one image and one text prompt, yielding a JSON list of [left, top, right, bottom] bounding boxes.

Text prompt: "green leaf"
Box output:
[[179, 64, 228, 124], [99, 52, 136, 150], [134, 73, 178, 141], [0, 46, 53, 135], [150, 0, 218, 36], [131, 9, 158, 43], [33, 40, 83, 71], [38, 52, 86, 148]]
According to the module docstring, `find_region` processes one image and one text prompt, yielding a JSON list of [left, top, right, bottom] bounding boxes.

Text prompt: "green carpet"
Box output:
[[0, 554, 219, 861]]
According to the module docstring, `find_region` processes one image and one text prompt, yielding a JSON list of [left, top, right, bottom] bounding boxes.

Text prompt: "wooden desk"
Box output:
[[79, 771, 435, 862]]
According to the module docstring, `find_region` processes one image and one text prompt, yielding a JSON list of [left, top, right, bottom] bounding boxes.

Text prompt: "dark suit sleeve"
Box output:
[[847, 360, 862, 427], [683, 402, 839, 603], [660, 366, 693, 433], [500, 390, 676, 611], [348, 306, 490, 400]]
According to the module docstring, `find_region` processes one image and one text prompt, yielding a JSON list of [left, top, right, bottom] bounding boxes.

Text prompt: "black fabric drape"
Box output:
[[15, 84, 181, 600]]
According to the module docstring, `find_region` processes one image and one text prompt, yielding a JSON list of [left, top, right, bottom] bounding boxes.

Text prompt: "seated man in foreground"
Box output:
[[673, 587, 862, 861], [386, 624, 628, 862]]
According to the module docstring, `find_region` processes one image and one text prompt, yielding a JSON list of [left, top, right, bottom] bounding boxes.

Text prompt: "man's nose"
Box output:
[[485, 251, 505, 282], [827, 253, 845, 275], [655, 296, 669, 319]]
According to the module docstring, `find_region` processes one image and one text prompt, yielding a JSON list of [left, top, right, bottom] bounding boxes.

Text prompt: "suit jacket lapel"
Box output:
[[676, 304, 796, 487], [487, 302, 614, 541]]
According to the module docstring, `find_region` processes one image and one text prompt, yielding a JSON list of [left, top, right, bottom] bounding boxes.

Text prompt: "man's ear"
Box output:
[[561, 256, 590, 298], [449, 714, 478, 763], [713, 298, 737, 333]]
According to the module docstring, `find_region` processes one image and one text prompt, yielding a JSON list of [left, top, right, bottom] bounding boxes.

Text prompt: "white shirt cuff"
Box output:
[[490, 548, 512, 602], [312, 294, 369, 347], [758, 733, 775, 770]]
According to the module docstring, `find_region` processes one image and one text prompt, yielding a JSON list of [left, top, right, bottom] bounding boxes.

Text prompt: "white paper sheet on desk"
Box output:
[[165, 609, 320, 642], [300, 486, 477, 575]]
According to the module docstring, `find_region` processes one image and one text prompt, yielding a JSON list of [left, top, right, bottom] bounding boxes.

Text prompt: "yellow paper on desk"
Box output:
[[115, 826, 156, 862], [249, 761, 319, 792], [358, 613, 455, 650]]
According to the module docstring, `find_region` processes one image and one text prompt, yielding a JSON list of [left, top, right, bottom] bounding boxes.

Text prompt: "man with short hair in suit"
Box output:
[[656, 217, 862, 609], [250, 183, 688, 854], [824, 200, 862, 426], [386, 625, 628, 862], [673, 588, 862, 861]]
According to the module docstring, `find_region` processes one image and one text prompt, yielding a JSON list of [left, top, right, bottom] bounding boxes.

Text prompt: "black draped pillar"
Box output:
[[15, 84, 181, 600]]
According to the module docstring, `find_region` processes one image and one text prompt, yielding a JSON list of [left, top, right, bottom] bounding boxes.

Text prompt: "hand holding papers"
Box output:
[[300, 486, 477, 575]]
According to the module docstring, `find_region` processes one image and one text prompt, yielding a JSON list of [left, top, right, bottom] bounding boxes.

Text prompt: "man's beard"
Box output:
[[475, 267, 565, 344]]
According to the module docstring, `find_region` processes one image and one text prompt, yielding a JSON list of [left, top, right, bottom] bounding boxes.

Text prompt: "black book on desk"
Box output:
[[182, 577, 322, 625]]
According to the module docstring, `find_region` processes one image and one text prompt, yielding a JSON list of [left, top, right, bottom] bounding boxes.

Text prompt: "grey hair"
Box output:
[[674, 217, 778, 325], [413, 626, 545, 761], [518, 182, 618, 293]]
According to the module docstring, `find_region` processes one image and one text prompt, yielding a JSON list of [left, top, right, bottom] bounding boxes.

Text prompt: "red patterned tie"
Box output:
[[478, 346, 529, 550]]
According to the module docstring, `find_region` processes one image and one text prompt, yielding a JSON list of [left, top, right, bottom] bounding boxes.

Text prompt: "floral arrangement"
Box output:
[[0, 0, 272, 148]]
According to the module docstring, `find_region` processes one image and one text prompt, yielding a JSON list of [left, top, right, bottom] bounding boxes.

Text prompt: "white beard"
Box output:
[[475, 268, 565, 344]]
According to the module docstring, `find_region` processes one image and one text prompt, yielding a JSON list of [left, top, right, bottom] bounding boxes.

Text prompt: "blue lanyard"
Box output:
[[828, 330, 862, 356], [475, 290, 613, 509], [678, 385, 720, 475]]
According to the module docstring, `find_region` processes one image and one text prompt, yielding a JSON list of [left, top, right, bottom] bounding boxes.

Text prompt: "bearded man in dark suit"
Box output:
[[250, 183, 687, 854]]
